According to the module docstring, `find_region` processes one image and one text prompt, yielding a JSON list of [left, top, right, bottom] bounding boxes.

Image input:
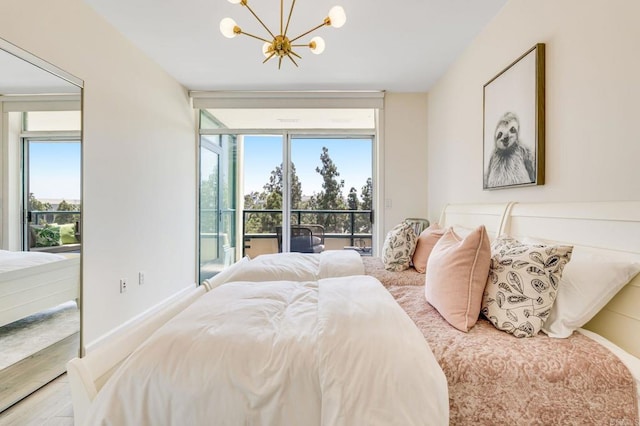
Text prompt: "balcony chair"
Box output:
[[276, 224, 325, 253]]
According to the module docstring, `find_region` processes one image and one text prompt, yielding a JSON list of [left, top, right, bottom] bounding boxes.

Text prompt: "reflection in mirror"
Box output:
[[0, 38, 83, 412]]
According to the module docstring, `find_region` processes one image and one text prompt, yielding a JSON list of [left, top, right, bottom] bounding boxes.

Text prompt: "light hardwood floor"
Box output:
[[0, 333, 79, 412], [0, 332, 78, 425], [0, 373, 73, 426]]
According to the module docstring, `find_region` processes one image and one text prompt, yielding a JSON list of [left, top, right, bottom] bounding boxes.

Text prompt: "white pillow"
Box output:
[[541, 248, 640, 338]]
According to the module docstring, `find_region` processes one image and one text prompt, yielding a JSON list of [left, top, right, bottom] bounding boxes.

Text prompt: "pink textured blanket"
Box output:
[[362, 257, 424, 287], [389, 285, 639, 426]]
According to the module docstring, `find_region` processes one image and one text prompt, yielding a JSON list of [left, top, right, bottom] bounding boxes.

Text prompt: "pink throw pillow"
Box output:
[[412, 224, 445, 274], [425, 225, 491, 332]]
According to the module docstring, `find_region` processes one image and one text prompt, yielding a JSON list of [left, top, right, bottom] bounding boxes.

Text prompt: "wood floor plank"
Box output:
[[0, 333, 78, 411], [0, 374, 73, 426]]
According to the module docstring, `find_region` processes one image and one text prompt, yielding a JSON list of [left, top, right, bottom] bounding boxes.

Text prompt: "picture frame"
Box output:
[[483, 43, 545, 190]]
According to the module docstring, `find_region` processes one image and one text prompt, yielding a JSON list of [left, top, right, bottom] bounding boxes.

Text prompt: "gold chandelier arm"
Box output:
[[290, 21, 327, 43], [239, 31, 271, 43], [278, 56, 283, 70], [263, 52, 276, 64], [283, 0, 296, 37], [243, 2, 277, 40], [280, 0, 283, 35], [286, 53, 300, 67], [289, 50, 302, 59]]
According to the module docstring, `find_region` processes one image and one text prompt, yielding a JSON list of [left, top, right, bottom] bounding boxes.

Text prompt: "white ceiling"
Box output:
[[83, 0, 507, 92]]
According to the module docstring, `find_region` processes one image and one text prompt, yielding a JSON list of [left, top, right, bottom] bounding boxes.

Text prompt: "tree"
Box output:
[[314, 147, 346, 232], [55, 199, 80, 224], [360, 178, 372, 210], [28, 193, 53, 224], [347, 187, 359, 210], [355, 178, 373, 233], [200, 172, 218, 233], [243, 163, 304, 234], [28, 193, 51, 212], [263, 163, 303, 209]]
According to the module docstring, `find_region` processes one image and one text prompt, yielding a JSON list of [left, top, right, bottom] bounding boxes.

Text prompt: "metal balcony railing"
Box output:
[[241, 209, 373, 255], [30, 210, 81, 226]]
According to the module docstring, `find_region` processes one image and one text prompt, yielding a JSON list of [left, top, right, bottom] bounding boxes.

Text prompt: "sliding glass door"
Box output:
[[199, 135, 237, 283], [290, 136, 373, 252], [198, 108, 377, 277], [23, 140, 81, 252]]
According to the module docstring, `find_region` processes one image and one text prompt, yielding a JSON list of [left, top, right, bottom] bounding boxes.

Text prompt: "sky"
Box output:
[[28, 142, 81, 201], [27, 137, 370, 203], [243, 136, 372, 197]]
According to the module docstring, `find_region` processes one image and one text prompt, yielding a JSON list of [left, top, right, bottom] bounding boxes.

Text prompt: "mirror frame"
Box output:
[[0, 36, 84, 381]]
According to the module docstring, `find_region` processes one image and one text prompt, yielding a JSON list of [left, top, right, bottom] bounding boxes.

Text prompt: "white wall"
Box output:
[[426, 0, 640, 220], [383, 93, 429, 235], [0, 0, 196, 346]]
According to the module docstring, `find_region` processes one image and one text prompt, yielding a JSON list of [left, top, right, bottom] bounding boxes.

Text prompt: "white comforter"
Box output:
[[86, 275, 449, 425], [205, 249, 365, 289]]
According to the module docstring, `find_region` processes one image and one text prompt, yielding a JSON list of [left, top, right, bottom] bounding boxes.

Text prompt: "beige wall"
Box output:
[[0, 0, 196, 346], [426, 0, 640, 221], [383, 93, 429, 235]]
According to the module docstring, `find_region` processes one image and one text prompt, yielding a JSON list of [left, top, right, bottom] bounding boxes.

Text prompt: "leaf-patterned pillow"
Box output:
[[381, 221, 417, 272], [34, 224, 61, 247], [481, 235, 573, 338]]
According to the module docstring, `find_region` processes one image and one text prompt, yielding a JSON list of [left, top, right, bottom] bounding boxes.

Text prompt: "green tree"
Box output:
[[347, 187, 359, 210], [243, 164, 303, 234], [354, 178, 373, 233], [200, 172, 218, 233], [263, 163, 303, 209], [28, 193, 53, 224], [54, 199, 80, 224], [360, 178, 372, 210], [314, 147, 346, 232], [28, 193, 51, 212]]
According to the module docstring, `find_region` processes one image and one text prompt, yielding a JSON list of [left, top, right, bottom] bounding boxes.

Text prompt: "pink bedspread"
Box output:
[[389, 285, 639, 426], [362, 256, 424, 287]]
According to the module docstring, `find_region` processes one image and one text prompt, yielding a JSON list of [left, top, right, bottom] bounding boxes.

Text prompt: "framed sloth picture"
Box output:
[[483, 43, 545, 190]]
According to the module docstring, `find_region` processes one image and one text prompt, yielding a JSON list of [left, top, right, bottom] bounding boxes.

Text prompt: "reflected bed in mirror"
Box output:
[[0, 37, 83, 412]]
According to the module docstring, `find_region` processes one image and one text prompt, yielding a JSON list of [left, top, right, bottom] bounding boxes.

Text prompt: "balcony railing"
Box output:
[[30, 210, 81, 226], [242, 209, 372, 256]]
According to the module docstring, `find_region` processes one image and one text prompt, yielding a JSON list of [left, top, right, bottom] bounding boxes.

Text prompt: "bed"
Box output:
[[67, 201, 640, 425], [0, 250, 81, 328]]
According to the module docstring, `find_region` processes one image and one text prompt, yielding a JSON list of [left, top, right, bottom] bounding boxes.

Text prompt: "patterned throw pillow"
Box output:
[[481, 235, 573, 338], [381, 221, 417, 272], [34, 224, 61, 247]]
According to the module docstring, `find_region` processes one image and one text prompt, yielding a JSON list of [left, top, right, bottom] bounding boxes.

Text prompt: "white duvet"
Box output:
[[204, 249, 365, 289], [86, 275, 449, 425]]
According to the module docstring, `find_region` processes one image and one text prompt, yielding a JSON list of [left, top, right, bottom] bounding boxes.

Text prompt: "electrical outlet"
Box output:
[[120, 279, 127, 293], [139, 272, 145, 285]]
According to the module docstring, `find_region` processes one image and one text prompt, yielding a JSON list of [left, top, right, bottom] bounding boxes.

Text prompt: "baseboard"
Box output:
[[83, 283, 197, 355]]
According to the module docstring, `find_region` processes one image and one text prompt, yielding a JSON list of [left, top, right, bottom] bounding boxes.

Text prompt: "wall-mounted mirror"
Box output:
[[0, 37, 83, 412]]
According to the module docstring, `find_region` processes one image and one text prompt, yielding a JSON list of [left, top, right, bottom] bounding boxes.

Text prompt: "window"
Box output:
[[195, 92, 382, 278]]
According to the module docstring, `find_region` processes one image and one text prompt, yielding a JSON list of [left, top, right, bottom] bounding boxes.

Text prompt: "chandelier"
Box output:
[[219, 0, 347, 69]]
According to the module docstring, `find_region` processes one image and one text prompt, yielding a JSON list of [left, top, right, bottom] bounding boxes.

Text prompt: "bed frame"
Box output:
[[67, 201, 640, 425], [0, 253, 81, 328]]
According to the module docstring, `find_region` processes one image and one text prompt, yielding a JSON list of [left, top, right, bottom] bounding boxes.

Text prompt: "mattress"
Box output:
[[0, 249, 66, 273]]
